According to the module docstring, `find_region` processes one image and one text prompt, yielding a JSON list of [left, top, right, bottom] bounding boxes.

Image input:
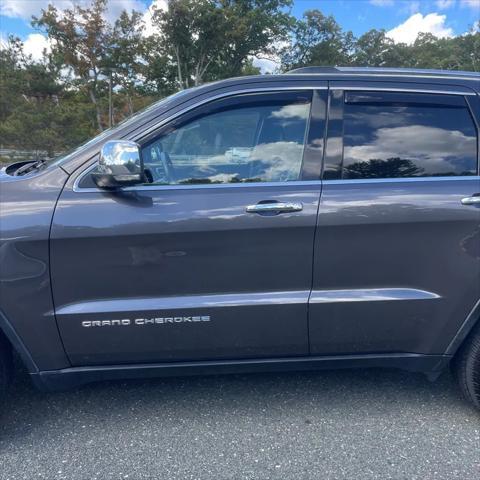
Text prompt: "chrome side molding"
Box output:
[[461, 196, 480, 206]]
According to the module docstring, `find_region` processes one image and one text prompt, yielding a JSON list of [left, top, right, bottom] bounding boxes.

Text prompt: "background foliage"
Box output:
[[0, 0, 478, 161]]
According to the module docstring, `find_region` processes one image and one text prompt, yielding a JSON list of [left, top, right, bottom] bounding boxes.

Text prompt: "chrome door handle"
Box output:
[[246, 202, 303, 213], [461, 196, 480, 206]]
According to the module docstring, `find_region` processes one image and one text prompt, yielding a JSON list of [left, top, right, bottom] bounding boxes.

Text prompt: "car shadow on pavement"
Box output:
[[1, 355, 477, 441], [1, 357, 480, 480]]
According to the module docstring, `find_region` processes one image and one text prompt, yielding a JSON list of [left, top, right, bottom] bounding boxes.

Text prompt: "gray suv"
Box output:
[[1, 67, 480, 409]]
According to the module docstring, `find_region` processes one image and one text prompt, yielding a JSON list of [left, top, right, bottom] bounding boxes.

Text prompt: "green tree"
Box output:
[[452, 28, 480, 72], [409, 30, 480, 71], [352, 29, 410, 67], [281, 12, 479, 72], [281, 10, 354, 70], [148, 0, 293, 89], [151, 0, 224, 89], [33, 0, 113, 130], [0, 37, 26, 126], [0, 36, 95, 157], [209, 0, 294, 79], [109, 10, 147, 115]]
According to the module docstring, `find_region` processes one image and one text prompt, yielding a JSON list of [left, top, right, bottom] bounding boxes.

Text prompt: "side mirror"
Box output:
[[92, 140, 144, 189]]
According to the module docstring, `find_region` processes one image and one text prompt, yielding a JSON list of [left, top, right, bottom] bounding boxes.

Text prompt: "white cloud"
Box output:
[[369, 0, 395, 6], [435, 0, 455, 8], [387, 13, 454, 44], [1, 1, 72, 20], [23, 33, 52, 61], [105, 0, 147, 23], [271, 103, 310, 120], [252, 57, 278, 74], [0, 31, 53, 62], [460, 0, 480, 10], [0, 0, 147, 24], [142, 0, 167, 37], [345, 125, 476, 175], [403, 1, 420, 14], [251, 38, 288, 74], [0, 32, 8, 49]]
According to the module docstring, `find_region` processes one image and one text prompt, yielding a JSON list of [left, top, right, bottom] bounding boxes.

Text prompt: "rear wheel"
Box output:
[[453, 322, 480, 410], [0, 333, 13, 399]]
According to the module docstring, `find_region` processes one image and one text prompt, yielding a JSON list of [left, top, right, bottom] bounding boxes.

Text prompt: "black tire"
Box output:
[[453, 322, 480, 410], [0, 333, 13, 399]]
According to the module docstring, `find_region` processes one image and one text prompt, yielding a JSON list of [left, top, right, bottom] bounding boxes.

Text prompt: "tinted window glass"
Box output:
[[141, 94, 311, 185], [342, 93, 477, 179]]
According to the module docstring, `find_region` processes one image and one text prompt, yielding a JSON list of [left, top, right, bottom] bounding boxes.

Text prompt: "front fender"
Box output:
[[0, 165, 71, 370]]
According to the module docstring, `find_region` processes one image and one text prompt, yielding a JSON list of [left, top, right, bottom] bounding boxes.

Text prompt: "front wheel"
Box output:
[[453, 322, 480, 410]]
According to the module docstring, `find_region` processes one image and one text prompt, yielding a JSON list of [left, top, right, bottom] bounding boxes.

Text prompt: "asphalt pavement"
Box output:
[[1, 360, 479, 480]]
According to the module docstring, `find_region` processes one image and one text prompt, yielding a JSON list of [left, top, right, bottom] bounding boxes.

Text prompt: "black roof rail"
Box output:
[[287, 66, 341, 74], [286, 66, 480, 78]]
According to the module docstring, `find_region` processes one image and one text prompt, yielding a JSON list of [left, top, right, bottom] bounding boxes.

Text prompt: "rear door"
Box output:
[[51, 88, 328, 365], [309, 82, 480, 355]]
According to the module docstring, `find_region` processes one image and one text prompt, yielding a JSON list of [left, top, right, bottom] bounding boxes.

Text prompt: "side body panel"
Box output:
[[51, 184, 321, 365], [310, 177, 480, 354], [50, 86, 328, 366], [309, 83, 480, 355]]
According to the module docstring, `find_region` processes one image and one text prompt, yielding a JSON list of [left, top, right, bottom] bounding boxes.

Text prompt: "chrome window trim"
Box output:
[[74, 86, 324, 193]]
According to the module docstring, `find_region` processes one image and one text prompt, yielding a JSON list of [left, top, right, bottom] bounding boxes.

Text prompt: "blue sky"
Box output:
[[1, 0, 479, 62], [292, 0, 478, 37]]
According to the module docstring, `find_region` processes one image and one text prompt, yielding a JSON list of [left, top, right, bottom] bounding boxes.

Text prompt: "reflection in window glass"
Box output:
[[141, 97, 311, 185], [342, 98, 477, 179]]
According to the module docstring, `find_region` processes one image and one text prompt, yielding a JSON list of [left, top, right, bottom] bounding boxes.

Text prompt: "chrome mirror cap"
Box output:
[[93, 140, 144, 189]]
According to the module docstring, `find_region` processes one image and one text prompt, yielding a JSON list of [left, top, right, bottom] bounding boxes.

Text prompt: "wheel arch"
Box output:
[[0, 308, 38, 373], [446, 299, 480, 357]]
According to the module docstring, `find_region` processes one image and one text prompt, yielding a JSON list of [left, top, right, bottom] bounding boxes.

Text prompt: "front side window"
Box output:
[[341, 92, 477, 179], [141, 92, 312, 185]]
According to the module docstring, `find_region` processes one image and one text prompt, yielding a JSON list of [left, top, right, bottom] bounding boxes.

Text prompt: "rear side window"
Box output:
[[341, 92, 477, 179]]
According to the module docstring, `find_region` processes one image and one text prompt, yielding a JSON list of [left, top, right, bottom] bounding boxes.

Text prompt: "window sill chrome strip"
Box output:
[[73, 176, 323, 193], [74, 171, 480, 193], [322, 176, 480, 185]]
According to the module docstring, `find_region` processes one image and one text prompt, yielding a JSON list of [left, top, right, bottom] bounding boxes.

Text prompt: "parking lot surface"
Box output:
[[1, 362, 479, 480]]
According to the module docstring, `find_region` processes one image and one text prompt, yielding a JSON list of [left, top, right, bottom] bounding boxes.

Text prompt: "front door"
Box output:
[[309, 84, 480, 356], [51, 89, 328, 366]]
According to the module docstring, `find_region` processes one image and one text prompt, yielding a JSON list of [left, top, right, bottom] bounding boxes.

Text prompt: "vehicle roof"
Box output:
[[199, 66, 480, 95], [286, 66, 480, 79]]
